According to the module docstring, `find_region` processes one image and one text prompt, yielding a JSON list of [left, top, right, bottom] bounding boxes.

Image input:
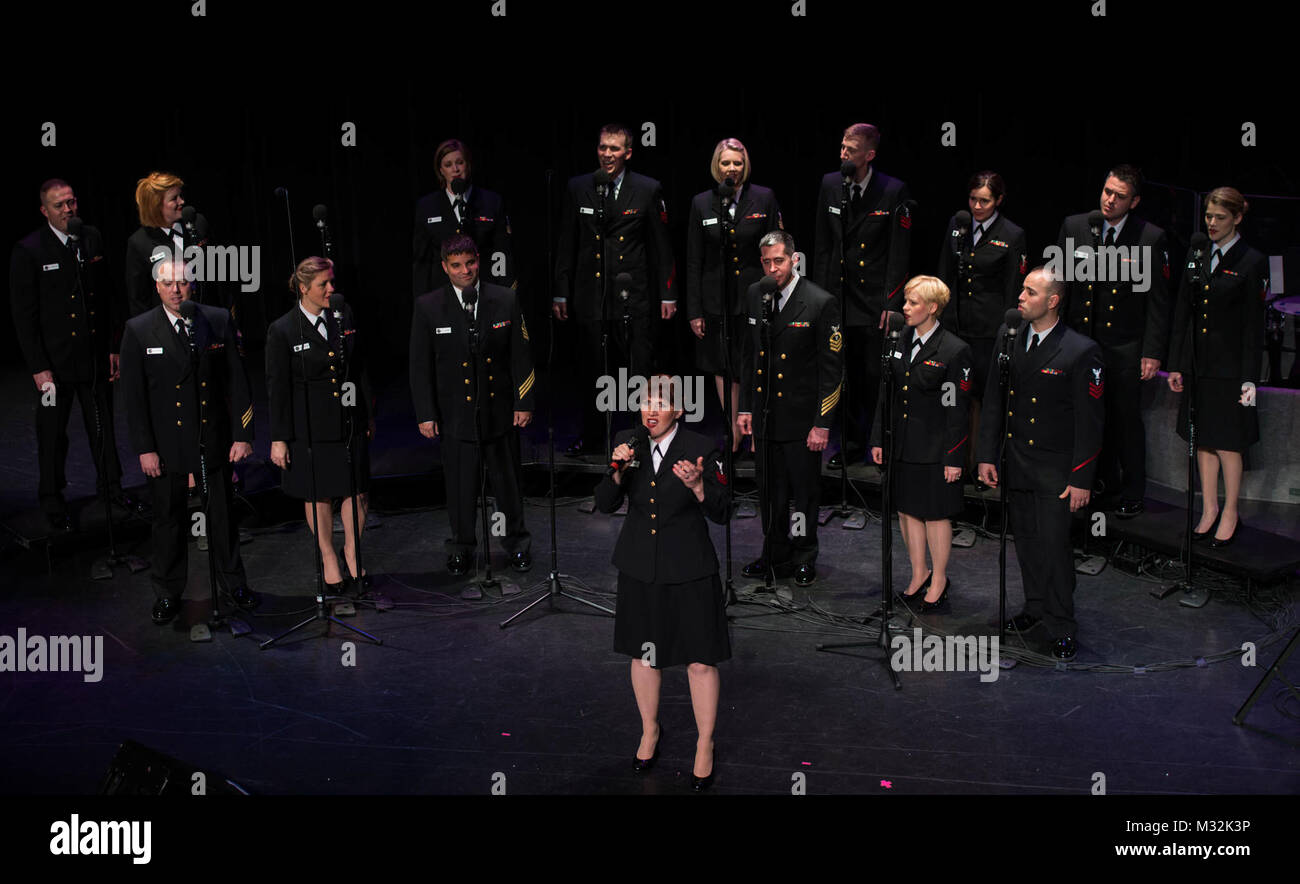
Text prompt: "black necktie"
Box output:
[[653, 444, 663, 472], [175, 318, 189, 344], [453, 198, 466, 226], [771, 294, 781, 323], [1212, 248, 1223, 273], [1026, 332, 1039, 356], [972, 223, 984, 246], [1104, 227, 1116, 246], [910, 338, 922, 363], [314, 316, 326, 338]]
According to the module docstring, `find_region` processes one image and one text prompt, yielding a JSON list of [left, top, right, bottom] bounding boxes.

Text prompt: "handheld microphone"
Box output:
[[66, 216, 83, 242], [313, 204, 329, 227], [594, 169, 611, 198], [759, 276, 779, 322], [607, 424, 651, 476], [1188, 231, 1210, 283], [1088, 209, 1104, 243], [182, 205, 197, 238], [885, 310, 906, 339], [450, 178, 469, 197], [840, 161, 857, 182], [1004, 307, 1024, 336]]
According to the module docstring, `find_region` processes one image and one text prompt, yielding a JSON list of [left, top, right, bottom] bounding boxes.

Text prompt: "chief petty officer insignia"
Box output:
[[829, 324, 843, 353]]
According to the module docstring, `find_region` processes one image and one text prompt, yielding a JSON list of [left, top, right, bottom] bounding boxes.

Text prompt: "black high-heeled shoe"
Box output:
[[633, 727, 661, 773], [1192, 512, 1221, 542], [691, 743, 715, 792], [1210, 516, 1242, 548], [920, 577, 951, 613], [898, 571, 933, 602]]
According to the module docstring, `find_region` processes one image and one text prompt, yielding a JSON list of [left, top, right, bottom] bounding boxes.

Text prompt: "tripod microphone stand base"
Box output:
[[819, 505, 867, 529], [259, 597, 382, 649], [737, 581, 794, 604], [189, 610, 252, 642], [498, 570, 614, 629], [91, 553, 149, 581], [1178, 585, 1210, 608]]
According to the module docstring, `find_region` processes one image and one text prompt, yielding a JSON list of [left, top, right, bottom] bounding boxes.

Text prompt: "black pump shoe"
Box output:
[[633, 727, 661, 773], [1209, 516, 1242, 548], [920, 577, 950, 613], [1192, 512, 1221, 542], [691, 744, 716, 792], [898, 571, 933, 602]]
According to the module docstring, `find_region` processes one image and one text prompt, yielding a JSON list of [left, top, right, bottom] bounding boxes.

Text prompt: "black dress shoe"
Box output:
[[564, 438, 597, 457], [897, 571, 933, 602], [226, 585, 262, 610], [1192, 512, 1221, 542], [633, 728, 661, 773], [1040, 635, 1077, 661], [151, 597, 180, 624], [741, 558, 771, 579], [794, 563, 816, 586], [827, 448, 863, 470], [1114, 499, 1144, 518], [1004, 612, 1041, 633], [447, 552, 471, 576], [919, 577, 951, 613], [511, 551, 532, 572], [1210, 517, 1242, 548]]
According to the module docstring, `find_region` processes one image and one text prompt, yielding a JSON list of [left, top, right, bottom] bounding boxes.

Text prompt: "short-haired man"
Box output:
[[10, 179, 130, 532], [811, 123, 912, 470], [118, 261, 259, 625], [553, 123, 675, 456], [411, 234, 535, 575], [977, 267, 1105, 660], [1056, 164, 1169, 517], [738, 231, 843, 586]]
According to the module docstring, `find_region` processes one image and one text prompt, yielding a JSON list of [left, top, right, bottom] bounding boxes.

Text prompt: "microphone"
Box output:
[[1188, 231, 1210, 282], [314, 204, 333, 258], [462, 284, 478, 326], [450, 178, 469, 197], [178, 299, 199, 352], [607, 424, 651, 476], [328, 292, 347, 346], [594, 169, 611, 198], [66, 216, 83, 242], [759, 276, 779, 322], [273, 186, 288, 200], [616, 271, 632, 303], [716, 177, 736, 215], [181, 205, 197, 235], [313, 204, 329, 227], [885, 310, 906, 339], [1087, 209, 1104, 243], [951, 209, 972, 257], [840, 161, 857, 182], [1004, 307, 1024, 336]]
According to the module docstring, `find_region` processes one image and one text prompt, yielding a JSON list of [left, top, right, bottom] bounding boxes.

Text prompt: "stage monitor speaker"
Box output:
[[100, 740, 250, 795]]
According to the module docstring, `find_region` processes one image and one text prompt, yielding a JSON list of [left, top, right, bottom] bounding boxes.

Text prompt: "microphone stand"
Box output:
[[1155, 241, 1209, 607], [502, 168, 614, 628], [332, 304, 372, 600], [718, 192, 738, 605], [78, 235, 148, 580], [744, 292, 791, 601], [995, 328, 1017, 649], [825, 172, 866, 529], [184, 310, 251, 641], [462, 291, 519, 600], [577, 179, 613, 514], [817, 323, 903, 689]]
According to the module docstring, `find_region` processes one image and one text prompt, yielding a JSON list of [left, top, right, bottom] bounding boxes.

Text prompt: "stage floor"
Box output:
[[1, 483, 1297, 796]]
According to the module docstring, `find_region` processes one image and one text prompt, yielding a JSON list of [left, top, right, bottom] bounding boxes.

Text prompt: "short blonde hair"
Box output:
[[710, 138, 751, 185], [289, 256, 334, 297], [135, 171, 184, 227], [904, 275, 950, 314]]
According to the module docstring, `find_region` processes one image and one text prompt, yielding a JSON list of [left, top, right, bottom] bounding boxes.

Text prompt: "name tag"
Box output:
[[827, 206, 841, 216], [436, 326, 452, 335], [579, 207, 595, 216], [891, 350, 904, 360], [1073, 249, 1089, 259], [428, 216, 442, 224], [293, 342, 311, 352], [43, 262, 60, 271], [748, 317, 757, 325], [702, 218, 718, 227], [146, 347, 163, 355]]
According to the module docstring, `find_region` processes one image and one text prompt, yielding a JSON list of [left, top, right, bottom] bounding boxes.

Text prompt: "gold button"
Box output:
[[1204, 284, 1210, 291], [780, 353, 786, 360], [759, 350, 765, 356], [1106, 322, 1111, 328], [175, 384, 180, 389], [1085, 301, 1091, 307], [595, 253, 601, 259], [651, 481, 656, 487], [859, 260, 865, 267], [1028, 439, 1034, 446], [1112, 288, 1118, 294], [1007, 432, 1012, 438], [777, 373, 783, 379], [71, 331, 76, 336], [1083, 317, 1089, 323], [1203, 300, 1208, 305], [489, 375, 494, 381], [902, 385, 908, 391], [1108, 305, 1114, 311], [777, 392, 782, 398], [735, 270, 740, 276], [70, 313, 77, 318], [462, 361, 468, 367], [651, 528, 656, 535], [596, 272, 601, 278], [757, 369, 763, 375], [177, 420, 182, 426], [903, 412, 908, 418], [490, 392, 495, 398], [465, 379, 470, 384], [332, 378, 337, 384], [618, 236, 624, 242], [1031, 397, 1037, 404], [330, 365, 336, 372], [201, 400, 206, 406], [1007, 411, 1013, 417], [202, 419, 207, 424], [201, 382, 206, 388], [1202, 328, 1207, 333], [466, 395, 472, 401], [176, 401, 181, 407], [756, 386, 762, 392], [1030, 418, 1035, 424], [90, 311, 96, 316], [649, 499, 654, 504], [334, 392, 340, 398], [651, 513, 656, 519], [860, 243, 865, 249], [733, 257, 739, 263], [905, 371, 910, 377], [329, 351, 335, 357]]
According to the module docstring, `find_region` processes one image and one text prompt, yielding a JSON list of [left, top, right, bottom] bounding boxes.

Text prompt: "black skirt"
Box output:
[[613, 572, 731, 669], [281, 434, 372, 500], [892, 459, 964, 521], [693, 312, 747, 377], [1175, 376, 1259, 453]]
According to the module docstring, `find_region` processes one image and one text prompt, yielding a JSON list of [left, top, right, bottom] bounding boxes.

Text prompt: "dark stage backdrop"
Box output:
[[3, 1, 1298, 415]]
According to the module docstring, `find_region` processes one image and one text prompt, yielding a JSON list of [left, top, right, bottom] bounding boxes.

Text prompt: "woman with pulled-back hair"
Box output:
[[266, 257, 375, 590], [1166, 186, 1267, 548]]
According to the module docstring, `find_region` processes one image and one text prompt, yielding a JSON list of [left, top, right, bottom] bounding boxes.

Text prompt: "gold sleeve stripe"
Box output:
[[820, 384, 841, 416], [521, 318, 529, 341], [241, 405, 253, 428], [518, 370, 535, 399]]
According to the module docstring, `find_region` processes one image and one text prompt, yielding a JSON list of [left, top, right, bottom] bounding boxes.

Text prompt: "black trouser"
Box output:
[[148, 462, 245, 600], [1098, 340, 1144, 502], [1008, 487, 1076, 639], [842, 325, 883, 457], [35, 375, 122, 512], [754, 434, 821, 565], [442, 433, 530, 557], [577, 315, 653, 445]]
